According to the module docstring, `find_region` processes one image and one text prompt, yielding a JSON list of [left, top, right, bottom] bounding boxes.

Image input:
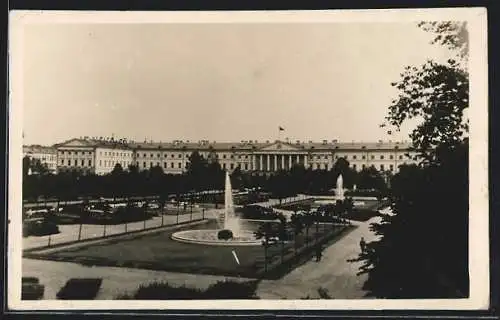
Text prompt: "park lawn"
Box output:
[[30, 220, 350, 279], [37, 221, 278, 278]]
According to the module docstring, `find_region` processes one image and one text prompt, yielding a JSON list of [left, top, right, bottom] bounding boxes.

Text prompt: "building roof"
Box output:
[[127, 140, 412, 151], [54, 138, 132, 149], [23, 145, 57, 154], [53, 137, 412, 152]]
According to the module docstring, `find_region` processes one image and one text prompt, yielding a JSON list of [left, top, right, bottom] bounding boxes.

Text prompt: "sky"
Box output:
[[21, 22, 453, 146]]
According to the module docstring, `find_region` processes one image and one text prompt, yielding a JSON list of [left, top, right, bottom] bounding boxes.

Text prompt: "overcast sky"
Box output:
[[22, 22, 453, 146]]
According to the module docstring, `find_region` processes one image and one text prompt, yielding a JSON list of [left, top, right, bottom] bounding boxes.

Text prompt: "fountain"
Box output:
[[171, 171, 262, 246], [335, 174, 345, 200]]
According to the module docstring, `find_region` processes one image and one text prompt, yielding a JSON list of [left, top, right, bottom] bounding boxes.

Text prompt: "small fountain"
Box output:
[[171, 171, 261, 246], [335, 174, 345, 201]]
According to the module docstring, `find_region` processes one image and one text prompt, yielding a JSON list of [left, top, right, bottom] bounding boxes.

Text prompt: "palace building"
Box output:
[[23, 145, 58, 173], [51, 137, 418, 175]]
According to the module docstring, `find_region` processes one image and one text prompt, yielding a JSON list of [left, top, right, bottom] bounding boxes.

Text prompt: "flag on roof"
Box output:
[[279, 126, 285, 131]]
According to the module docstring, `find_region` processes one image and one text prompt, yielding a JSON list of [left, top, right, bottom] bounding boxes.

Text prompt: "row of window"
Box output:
[[59, 151, 93, 155], [137, 153, 252, 160], [99, 160, 132, 168], [61, 159, 92, 166], [336, 154, 404, 160], [100, 151, 131, 157], [142, 162, 185, 169], [57, 150, 408, 161], [352, 164, 395, 171], [35, 156, 56, 161], [61, 159, 135, 168], [138, 161, 251, 171]]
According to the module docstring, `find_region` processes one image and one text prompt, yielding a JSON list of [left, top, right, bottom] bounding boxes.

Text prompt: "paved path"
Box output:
[[255, 216, 382, 299], [23, 211, 206, 250], [22, 258, 252, 300]]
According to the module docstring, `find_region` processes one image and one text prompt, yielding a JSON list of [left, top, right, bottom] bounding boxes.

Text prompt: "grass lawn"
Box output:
[[27, 220, 353, 279]]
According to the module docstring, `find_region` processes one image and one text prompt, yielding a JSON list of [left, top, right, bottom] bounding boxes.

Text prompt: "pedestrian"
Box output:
[[315, 245, 323, 262], [360, 237, 366, 252]]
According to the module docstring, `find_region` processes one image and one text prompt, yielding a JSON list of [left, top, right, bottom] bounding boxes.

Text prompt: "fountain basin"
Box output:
[[171, 229, 263, 246]]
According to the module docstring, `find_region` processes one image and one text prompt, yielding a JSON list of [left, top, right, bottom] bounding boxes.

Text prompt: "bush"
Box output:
[[204, 280, 259, 299], [23, 219, 60, 237], [217, 229, 233, 240], [343, 209, 379, 222], [117, 280, 260, 300], [133, 282, 203, 300], [56, 278, 103, 300], [239, 205, 278, 220], [22, 277, 44, 300]]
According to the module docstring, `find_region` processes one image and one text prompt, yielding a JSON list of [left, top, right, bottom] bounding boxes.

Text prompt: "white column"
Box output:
[[304, 154, 308, 168], [274, 155, 277, 171], [281, 155, 285, 170], [289, 154, 293, 169], [267, 154, 270, 171]]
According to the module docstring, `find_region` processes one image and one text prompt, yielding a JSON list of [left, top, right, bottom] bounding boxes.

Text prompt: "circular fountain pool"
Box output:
[[171, 229, 262, 246]]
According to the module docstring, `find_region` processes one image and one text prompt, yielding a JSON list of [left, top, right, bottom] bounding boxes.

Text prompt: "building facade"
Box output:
[[23, 145, 57, 173], [53, 138, 418, 175], [23, 145, 58, 173], [55, 138, 133, 175]]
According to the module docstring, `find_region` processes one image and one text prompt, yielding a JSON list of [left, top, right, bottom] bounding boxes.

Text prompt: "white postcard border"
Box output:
[[7, 8, 489, 311]]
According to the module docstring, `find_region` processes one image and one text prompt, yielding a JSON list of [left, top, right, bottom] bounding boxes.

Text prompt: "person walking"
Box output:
[[315, 245, 323, 262], [360, 237, 366, 252]]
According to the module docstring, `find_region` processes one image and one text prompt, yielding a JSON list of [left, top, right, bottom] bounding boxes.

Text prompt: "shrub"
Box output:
[[56, 278, 103, 300], [204, 280, 259, 299], [217, 229, 233, 240], [133, 282, 203, 300], [22, 277, 44, 300], [117, 280, 260, 300], [23, 219, 60, 237]]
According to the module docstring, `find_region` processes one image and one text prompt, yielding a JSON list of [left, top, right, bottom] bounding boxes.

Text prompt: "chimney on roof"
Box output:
[[322, 140, 327, 144]]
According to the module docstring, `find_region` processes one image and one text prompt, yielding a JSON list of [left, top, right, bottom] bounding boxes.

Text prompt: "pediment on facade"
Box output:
[[58, 139, 93, 148], [259, 142, 302, 152]]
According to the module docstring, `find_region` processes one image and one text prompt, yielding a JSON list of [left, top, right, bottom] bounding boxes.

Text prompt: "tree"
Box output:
[[254, 221, 278, 272], [185, 151, 209, 191], [290, 213, 305, 255], [332, 158, 356, 189], [230, 166, 244, 190], [357, 166, 387, 191], [352, 22, 470, 298]]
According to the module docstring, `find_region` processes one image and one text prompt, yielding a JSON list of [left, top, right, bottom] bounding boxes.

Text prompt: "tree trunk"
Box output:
[[264, 241, 268, 272], [281, 239, 285, 264], [306, 227, 309, 247]]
